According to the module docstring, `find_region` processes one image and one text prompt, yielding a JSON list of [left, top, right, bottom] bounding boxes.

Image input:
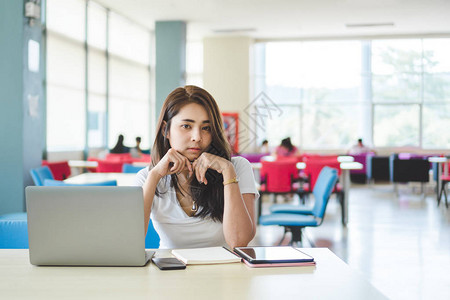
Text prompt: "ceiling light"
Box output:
[[213, 28, 257, 33]]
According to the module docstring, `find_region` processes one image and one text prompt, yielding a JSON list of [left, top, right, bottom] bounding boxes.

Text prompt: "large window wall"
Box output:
[[254, 38, 450, 150], [46, 0, 151, 152]]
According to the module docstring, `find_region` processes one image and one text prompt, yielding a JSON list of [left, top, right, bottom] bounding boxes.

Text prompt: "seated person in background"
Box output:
[[273, 137, 299, 157], [110, 134, 130, 154], [348, 138, 374, 155], [130, 136, 143, 158], [259, 140, 270, 154]]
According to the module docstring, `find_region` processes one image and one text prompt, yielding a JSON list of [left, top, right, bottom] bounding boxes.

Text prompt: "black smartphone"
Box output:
[[151, 257, 186, 270]]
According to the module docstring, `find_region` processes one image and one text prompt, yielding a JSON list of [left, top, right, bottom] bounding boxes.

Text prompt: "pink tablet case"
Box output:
[[242, 259, 316, 268]]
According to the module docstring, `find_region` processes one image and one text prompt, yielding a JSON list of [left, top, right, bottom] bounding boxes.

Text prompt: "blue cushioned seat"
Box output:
[[269, 204, 314, 215], [122, 164, 145, 173], [0, 213, 29, 249], [259, 213, 319, 226]]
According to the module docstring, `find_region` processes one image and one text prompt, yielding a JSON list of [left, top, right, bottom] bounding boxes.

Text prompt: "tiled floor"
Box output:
[[251, 182, 450, 300]]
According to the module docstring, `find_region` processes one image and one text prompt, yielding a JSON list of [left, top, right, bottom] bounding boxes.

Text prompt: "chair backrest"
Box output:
[[311, 167, 339, 219], [260, 161, 299, 193], [349, 153, 373, 175], [106, 153, 133, 162], [389, 155, 430, 183], [145, 219, 160, 248], [30, 166, 54, 186], [42, 161, 71, 180], [122, 164, 146, 173], [303, 158, 341, 191], [43, 179, 118, 186], [97, 160, 124, 173]]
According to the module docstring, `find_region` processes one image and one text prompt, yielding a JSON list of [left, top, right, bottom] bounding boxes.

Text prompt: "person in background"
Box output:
[[273, 137, 299, 157], [130, 136, 143, 158], [110, 134, 130, 154], [134, 85, 258, 249], [259, 140, 270, 154], [348, 138, 374, 155]]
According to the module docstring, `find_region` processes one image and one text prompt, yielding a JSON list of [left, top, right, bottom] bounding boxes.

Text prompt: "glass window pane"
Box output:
[[372, 39, 423, 75], [302, 104, 365, 148], [88, 94, 106, 148], [373, 105, 420, 147], [47, 85, 86, 151], [422, 104, 450, 148], [47, 0, 85, 42], [424, 73, 450, 102], [186, 41, 203, 74], [109, 12, 150, 65], [372, 74, 421, 103], [109, 58, 149, 100], [423, 39, 450, 73], [263, 105, 301, 149], [87, 2, 107, 50], [300, 41, 361, 102], [88, 48, 106, 95], [47, 33, 85, 90], [109, 97, 150, 149]]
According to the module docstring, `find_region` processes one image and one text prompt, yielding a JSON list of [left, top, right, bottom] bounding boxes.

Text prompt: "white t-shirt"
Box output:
[[134, 156, 259, 249]]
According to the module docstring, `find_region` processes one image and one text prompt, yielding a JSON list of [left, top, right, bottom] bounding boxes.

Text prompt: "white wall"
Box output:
[[203, 36, 256, 153]]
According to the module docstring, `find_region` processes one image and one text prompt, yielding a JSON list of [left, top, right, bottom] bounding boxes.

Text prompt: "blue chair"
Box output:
[[259, 167, 339, 246], [43, 179, 118, 186], [0, 213, 29, 249], [122, 163, 146, 173], [145, 219, 160, 248], [30, 166, 54, 186]]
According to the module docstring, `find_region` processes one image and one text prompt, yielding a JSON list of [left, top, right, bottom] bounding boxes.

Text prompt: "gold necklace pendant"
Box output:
[[191, 201, 198, 212]]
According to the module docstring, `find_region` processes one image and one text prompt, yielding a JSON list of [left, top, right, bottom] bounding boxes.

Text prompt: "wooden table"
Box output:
[[0, 248, 387, 300], [65, 173, 137, 186]]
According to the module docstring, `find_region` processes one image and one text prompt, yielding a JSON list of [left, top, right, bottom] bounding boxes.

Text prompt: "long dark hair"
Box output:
[[151, 86, 232, 222], [281, 137, 294, 152]]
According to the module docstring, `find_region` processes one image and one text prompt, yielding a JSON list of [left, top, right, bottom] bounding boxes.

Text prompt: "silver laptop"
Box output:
[[25, 186, 154, 266]]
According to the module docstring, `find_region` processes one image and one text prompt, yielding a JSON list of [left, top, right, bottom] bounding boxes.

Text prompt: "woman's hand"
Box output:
[[192, 153, 235, 185], [151, 148, 193, 179]]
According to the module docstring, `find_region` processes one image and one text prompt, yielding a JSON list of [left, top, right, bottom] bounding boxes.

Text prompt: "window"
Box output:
[[186, 41, 203, 86], [258, 40, 363, 149], [46, 0, 152, 152], [47, 0, 86, 150], [255, 38, 450, 150]]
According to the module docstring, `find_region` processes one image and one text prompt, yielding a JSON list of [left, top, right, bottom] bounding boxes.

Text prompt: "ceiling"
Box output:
[[95, 0, 450, 40]]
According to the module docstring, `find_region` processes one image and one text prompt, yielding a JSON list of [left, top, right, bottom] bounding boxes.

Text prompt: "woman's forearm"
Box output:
[[222, 169, 256, 248], [142, 169, 162, 235]]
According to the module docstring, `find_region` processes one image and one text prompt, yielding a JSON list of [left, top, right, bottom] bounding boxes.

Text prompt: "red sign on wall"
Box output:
[[222, 112, 239, 154]]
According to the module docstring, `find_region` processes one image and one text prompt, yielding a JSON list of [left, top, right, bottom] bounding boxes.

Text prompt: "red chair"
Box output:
[[96, 160, 124, 173], [130, 154, 151, 163], [301, 158, 344, 217], [258, 160, 302, 221], [41, 160, 71, 180], [106, 153, 132, 162]]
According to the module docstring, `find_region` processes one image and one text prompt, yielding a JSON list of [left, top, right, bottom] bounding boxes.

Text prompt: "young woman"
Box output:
[[135, 86, 258, 249], [273, 137, 299, 157]]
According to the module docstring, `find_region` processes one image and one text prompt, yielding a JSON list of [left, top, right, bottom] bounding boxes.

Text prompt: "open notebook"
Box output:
[[171, 247, 241, 265]]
